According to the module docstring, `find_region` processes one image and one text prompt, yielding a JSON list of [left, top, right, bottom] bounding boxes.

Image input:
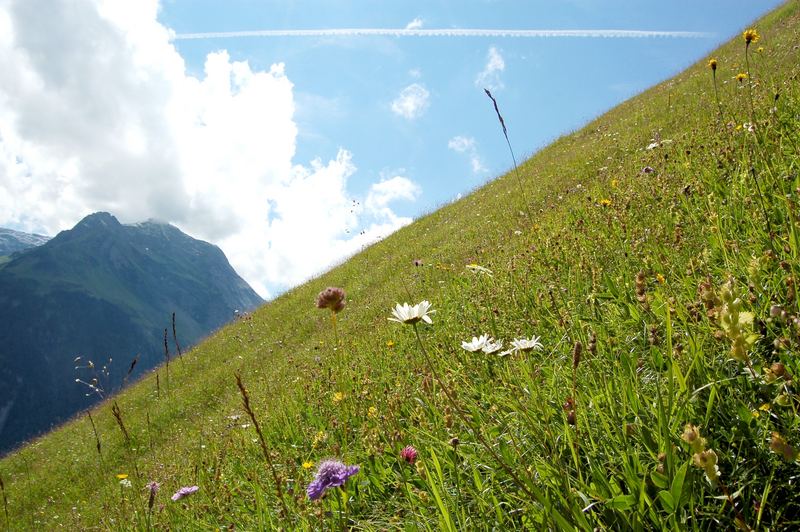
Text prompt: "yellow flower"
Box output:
[[736, 72, 748, 82], [656, 273, 665, 285], [757, 46, 764, 53], [312, 430, 327, 448], [302, 461, 315, 470], [116, 473, 128, 480], [743, 28, 760, 45], [611, 179, 618, 188], [707, 58, 717, 71], [386, 340, 395, 348], [332, 392, 345, 404], [367, 406, 378, 418], [599, 198, 612, 207]]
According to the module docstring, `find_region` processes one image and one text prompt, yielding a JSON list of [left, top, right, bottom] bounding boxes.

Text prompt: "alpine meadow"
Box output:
[[1, 2, 800, 530]]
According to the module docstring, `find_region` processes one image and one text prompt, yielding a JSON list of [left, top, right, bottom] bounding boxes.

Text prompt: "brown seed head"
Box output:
[[572, 341, 582, 369]]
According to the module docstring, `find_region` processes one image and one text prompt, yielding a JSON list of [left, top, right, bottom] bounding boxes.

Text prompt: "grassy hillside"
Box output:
[[1, 3, 799, 529]]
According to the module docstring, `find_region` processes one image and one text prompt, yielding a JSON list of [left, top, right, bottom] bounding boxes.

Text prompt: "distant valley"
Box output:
[[0, 213, 262, 454]]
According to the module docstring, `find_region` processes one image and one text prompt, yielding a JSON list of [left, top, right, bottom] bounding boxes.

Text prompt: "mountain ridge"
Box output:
[[0, 212, 262, 453]]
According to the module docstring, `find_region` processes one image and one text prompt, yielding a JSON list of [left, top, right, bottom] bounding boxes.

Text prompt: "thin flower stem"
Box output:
[[235, 373, 289, 518], [330, 309, 339, 347], [745, 44, 755, 122], [410, 323, 537, 501], [712, 71, 722, 118]]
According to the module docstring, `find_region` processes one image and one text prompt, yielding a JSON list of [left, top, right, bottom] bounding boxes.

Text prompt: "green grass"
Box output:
[[2, 3, 800, 529]]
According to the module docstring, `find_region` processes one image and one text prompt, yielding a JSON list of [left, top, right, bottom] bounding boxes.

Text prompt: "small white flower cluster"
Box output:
[[462, 334, 542, 357], [461, 334, 505, 354]]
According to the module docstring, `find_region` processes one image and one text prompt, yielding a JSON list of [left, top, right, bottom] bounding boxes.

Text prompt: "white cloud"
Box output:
[[0, 0, 419, 298], [390, 83, 430, 120], [405, 17, 424, 30], [475, 46, 505, 91], [366, 175, 421, 218], [448, 136, 486, 174]]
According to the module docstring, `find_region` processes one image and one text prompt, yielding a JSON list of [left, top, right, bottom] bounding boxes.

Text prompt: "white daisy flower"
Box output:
[[388, 301, 435, 325], [510, 336, 543, 353], [482, 339, 504, 355], [461, 334, 490, 352]]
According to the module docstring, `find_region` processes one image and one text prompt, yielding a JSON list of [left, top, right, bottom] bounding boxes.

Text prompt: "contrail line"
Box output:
[[172, 28, 712, 41]]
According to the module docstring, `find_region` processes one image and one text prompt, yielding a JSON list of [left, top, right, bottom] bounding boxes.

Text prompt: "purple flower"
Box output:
[[306, 460, 360, 500], [146, 481, 160, 510], [400, 445, 418, 464], [171, 485, 199, 501]]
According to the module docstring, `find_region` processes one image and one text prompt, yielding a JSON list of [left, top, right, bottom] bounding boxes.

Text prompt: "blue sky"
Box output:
[[0, 0, 784, 297], [159, 0, 781, 213]]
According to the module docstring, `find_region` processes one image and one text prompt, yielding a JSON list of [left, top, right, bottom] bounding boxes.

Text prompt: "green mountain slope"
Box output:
[[0, 212, 262, 454], [1, 3, 799, 529]]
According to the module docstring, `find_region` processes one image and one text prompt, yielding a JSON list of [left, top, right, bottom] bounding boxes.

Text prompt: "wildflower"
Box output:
[[316, 287, 346, 313], [171, 485, 199, 501], [415, 460, 426, 479], [757, 46, 764, 53], [611, 178, 619, 188], [692, 449, 720, 485], [681, 424, 720, 486], [770, 432, 797, 462], [736, 72, 748, 82], [656, 273, 665, 284], [681, 423, 706, 454], [145, 481, 159, 511], [306, 460, 360, 500], [386, 340, 395, 348], [312, 431, 328, 447], [119, 479, 132, 488], [510, 336, 543, 353], [743, 28, 759, 45], [461, 334, 490, 352], [482, 339, 504, 355], [708, 57, 717, 71], [116, 473, 128, 480], [400, 445, 418, 464], [413, 259, 423, 267], [302, 461, 315, 470], [466, 264, 494, 277], [332, 392, 345, 404], [388, 301, 435, 325], [718, 279, 758, 363], [599, 198, 612, 207], [367, 406, 378, 418]]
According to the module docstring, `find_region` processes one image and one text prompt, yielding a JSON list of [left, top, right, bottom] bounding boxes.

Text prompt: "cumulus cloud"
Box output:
[[448, 136, 486, 174], [0, 0, 419, 298], [475, 46, 505, 91], [405, 17, 424, 30], [390, 83, 430, 120]]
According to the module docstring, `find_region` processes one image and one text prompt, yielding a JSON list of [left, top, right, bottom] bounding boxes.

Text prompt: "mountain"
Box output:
[[0, 227, 50, 256], [0, 212, 262, 453]]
